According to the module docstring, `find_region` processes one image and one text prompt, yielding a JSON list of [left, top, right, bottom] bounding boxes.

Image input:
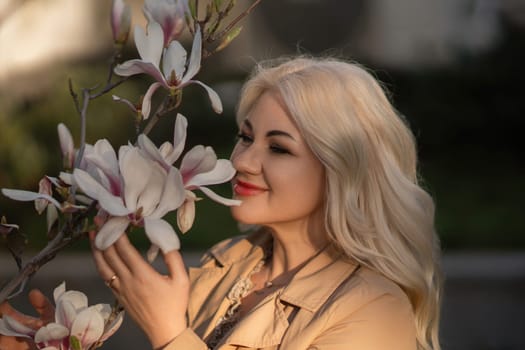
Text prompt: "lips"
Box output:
[[233, 179, 268, 196]]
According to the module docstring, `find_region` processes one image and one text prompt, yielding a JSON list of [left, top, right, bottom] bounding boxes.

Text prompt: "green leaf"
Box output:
[[215, 26, 242, 52], [213, 0, 223, 12], [189, 0, 197, 18]]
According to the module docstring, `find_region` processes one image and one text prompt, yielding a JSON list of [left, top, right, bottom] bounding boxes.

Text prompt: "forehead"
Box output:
[[244, 92, 299, 134]]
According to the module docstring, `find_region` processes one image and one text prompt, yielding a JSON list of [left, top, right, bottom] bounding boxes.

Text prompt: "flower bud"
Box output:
[[143, 0, 187, 47], [111, 0, 132, 45]]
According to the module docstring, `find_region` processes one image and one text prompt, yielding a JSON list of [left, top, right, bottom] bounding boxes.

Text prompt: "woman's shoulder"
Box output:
[[325, 264, 414, 322]]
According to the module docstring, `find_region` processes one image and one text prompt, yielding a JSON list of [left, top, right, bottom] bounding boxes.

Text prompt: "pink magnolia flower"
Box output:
[[138, 114, 240, 234], [113, 22, 222, 120], [73, 142, 186, 253], [111, 0, 132, 44], [143, 0, 187, 47], [0, 282, 123, 350]]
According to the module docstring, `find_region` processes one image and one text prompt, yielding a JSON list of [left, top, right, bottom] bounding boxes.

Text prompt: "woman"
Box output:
[[0, 57, 442, 350]]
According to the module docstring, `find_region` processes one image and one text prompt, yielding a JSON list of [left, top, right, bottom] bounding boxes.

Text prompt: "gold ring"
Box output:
[[105, 274, 118, 288]]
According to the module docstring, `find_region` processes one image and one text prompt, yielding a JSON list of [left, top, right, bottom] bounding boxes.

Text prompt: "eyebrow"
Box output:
[[243, 120, 297, 141]]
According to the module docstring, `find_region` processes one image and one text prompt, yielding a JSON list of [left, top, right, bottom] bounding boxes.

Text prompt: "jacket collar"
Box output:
[[189, 230, 359, 349], [208, 229, 359, 313]]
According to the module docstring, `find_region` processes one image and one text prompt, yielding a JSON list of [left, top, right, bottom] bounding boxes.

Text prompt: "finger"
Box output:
[[0, 302, 40, 329], [102, 243, 132, 280], [90, 231, 116, 280], [113, 234, 155, 276], [164, 250, 188, 283], [28, 290, 54, 324]]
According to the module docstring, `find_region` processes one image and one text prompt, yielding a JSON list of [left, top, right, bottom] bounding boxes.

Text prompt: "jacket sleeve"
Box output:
[[161, 328, 208, 350], [306, 293, 417, 350]]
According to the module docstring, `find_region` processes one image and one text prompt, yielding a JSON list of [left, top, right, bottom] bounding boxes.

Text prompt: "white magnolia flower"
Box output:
[[113, 22, 222, 120], [138, 114, 240, 234], [73, 142, 186, 253], [0, 282, 123, 350]]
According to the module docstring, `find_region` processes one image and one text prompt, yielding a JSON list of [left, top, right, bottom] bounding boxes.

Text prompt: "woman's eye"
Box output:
[[270, 144, 290, 154], [236, 132, 253, 144]]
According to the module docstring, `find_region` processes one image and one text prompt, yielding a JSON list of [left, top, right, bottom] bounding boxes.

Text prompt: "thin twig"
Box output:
[[0, 203, 96, 303], [213, 0, 263, 43]]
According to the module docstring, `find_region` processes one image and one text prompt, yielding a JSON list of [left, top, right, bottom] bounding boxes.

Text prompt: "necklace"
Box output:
[[253, 243, 329, 294]]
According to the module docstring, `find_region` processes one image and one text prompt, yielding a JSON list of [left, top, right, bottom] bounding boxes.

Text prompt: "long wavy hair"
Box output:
[[236, 56, 442, 350]]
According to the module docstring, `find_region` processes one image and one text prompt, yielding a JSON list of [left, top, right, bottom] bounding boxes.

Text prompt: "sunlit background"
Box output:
[[1, 0, 524, 349]]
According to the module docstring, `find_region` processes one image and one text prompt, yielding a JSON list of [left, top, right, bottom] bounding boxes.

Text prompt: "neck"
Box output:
[[264, 221, 328, 280]]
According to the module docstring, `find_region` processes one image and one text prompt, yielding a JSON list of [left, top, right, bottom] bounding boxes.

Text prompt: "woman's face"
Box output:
[[230, 92, 326, 229]]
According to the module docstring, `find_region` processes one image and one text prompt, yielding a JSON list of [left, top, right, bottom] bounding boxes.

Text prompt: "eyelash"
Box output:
[[236, 132, 290, 155]]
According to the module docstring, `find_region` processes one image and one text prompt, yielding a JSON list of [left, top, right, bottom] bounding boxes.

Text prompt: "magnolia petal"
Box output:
[[168, 113, 188, 164], [142, 82, 164, 120], [53, 281, 67, 303], [181, 26, 201, 84], [0, 318, 32, 338], [137, 134, 169, 172], [163, 40, 187, 83], [136, 162, 166, 216], [90, 304, 112, 321], [186, 80, 223, 114], [46, 204, 58, 233], [177, 198, 195, 234], [99, 310, 124, 342], [84, 140, 121, 195], [185, 159, 236, 188], [95, 216, 130, 250], [34, 323, 69, 343], [134, 22, 164, 67], [120, 147, 153, 213], [73, 169, 130, 216], [59, 172, 74, 186], [199, 186, 241, 206], [144, 218, 180, 253], [143, 0, 186, 46], [121, 154, 165, 217], [111, 0, 131, 43], [1, 189, 62, 210], [159, 141, 174, 159], [71, 307, 105, 349], [114, 59, 167, 87], [58, 123, 75, 168], [57, 290, 89, 311], [55, 299, 78, 330], [149, 167, 185, 219], [180, 146, 216, 180], [92, 139, 120, 179], [146, 244, 160, 262], [2, 315, 35, 337], [35, 177, 53, 214]]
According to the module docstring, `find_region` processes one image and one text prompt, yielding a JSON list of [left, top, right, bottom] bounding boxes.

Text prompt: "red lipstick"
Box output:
[[233, 179, 267, 196]]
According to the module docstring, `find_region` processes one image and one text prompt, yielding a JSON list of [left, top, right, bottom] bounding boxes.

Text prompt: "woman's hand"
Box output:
[[0, 289, 54, 350], [89, 231, 190, 349]]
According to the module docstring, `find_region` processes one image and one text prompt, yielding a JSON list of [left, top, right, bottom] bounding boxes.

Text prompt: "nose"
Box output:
[[231, 144, 262, 175]]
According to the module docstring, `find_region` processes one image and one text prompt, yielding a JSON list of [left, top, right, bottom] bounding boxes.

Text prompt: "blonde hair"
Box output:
[[236, 57, 442, 350]]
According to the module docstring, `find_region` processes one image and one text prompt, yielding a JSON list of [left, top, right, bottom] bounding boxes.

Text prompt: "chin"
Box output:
[[230, 205, 264, 226]]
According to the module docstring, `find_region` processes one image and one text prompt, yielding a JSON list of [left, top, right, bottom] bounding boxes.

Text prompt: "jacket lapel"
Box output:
[[187, 234, 270, 340], [217, 245, 360, 349], [187, 232, 359, 349]]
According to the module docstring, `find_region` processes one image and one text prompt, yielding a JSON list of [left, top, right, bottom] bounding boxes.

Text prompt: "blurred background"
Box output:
[[0, 0, 524, 349]]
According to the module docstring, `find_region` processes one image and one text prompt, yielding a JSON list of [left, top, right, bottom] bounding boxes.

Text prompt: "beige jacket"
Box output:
[[165, 232, 416, 350]]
